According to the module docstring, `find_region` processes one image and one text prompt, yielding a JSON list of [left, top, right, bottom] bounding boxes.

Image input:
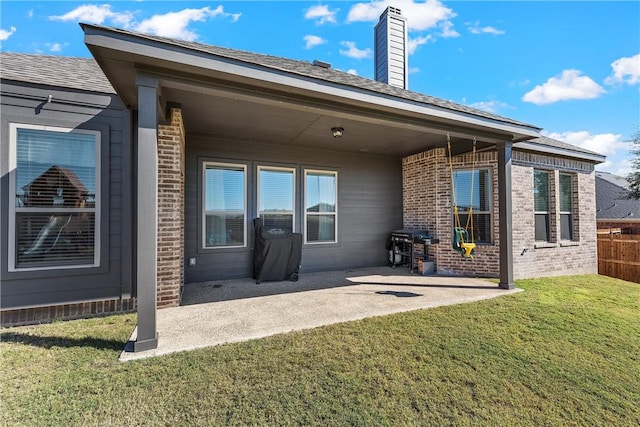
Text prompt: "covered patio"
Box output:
[[120, 267, 520, 361], [82, 23, 540, 353]]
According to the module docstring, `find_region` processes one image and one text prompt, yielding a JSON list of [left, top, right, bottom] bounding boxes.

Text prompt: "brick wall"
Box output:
[[1, 298, 136, 327], [156, 107, 185, 308], [511, 151, 598, 278], [402, 147, 598, 279], [403, 148, 500, 277]]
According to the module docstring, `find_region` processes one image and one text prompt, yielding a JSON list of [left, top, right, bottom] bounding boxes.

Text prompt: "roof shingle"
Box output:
[[84, 24, 540, 130], [0, 52, 114, 94], [524, 135, 604, 158]]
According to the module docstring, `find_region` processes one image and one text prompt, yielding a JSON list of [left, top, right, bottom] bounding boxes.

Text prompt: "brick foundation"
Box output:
[[1, 298, 137, 327], [156, 107, 185, 308]]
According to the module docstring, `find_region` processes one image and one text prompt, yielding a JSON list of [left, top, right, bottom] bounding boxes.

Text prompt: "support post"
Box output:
[[133, 74, 159, 351], [498, 141, 515, 289]]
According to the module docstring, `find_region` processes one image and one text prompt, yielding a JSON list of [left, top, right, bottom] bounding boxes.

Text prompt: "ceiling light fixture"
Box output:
[[331, 127, 344, 138]]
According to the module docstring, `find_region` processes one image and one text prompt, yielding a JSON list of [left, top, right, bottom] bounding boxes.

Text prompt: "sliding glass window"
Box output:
[[203, 162, 247, 248]]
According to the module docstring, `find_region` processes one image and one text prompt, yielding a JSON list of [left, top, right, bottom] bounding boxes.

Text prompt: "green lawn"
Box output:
[[1, 275, 639, 426]]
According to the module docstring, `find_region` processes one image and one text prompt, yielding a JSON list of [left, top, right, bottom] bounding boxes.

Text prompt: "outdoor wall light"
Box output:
[[331, 127, 344, 138]]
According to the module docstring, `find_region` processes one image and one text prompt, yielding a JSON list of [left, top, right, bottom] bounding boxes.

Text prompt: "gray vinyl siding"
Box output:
[[0, 81, 131, 309], [185, 135, 402, 283]]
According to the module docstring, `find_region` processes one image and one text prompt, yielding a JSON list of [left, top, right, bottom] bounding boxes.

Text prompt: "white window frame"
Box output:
[[257, 165, 296, 231], [202, 161, 247, 249], [8, 123, 101, 272], [304, 169, 338, 244]]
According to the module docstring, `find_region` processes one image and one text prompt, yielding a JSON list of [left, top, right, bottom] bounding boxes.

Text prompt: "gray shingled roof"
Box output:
[[525, 135, 604, 158], [85, 24, 540, 130], [596, 172, 640, 219], [0, 52, 115, 94]]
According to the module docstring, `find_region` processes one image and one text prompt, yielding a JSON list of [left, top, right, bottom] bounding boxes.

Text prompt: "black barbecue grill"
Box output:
[[388, 229, 439, 273]]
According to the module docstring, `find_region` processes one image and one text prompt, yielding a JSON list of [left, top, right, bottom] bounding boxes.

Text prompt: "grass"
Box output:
[[1, 275, 639, 426]]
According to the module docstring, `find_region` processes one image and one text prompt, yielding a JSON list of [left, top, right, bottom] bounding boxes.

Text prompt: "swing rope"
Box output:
[[447, 133, 477, 258]]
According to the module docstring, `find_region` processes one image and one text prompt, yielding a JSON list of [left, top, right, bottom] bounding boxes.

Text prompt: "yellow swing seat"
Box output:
[[460, 242, 476, 258], [452, 227, 476, 258]]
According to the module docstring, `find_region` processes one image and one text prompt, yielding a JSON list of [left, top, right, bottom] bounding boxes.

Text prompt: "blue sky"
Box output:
[[2, 1, 639, 175]]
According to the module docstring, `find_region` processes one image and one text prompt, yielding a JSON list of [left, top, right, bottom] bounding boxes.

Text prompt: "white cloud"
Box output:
[[46, 43, 64, 53], [346, 69, 358, 75], [544, 130, 635, 175], [467, 21, 505, 35], [543, 130, 627, 157], [467, 100, 510, 114], [593, 157, 632, 176], [50, 4, 241, 41], [339, 41, 372, 60], [303, 35, 326, 50], [407, 35, 433, 55], [611, 158, 633, 177], [136, 6, 232, 41], [440, 20, 459, 38], [347, 0, 455, 32], [522, 69, 606, 105], [27, 10, 34, 18], [304, 4, 338, 25], [0, 26, 16, 41], [509, 79, 530, 88], [605, 53, 640, 86], [50, 4, 134, 26], [409, 67, 420, 74]]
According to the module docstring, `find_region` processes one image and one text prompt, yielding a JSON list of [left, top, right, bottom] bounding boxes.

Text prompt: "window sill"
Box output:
[[560, 241, 580, 247], [303, 241, 341, 248], [534, 242, 557, 249]]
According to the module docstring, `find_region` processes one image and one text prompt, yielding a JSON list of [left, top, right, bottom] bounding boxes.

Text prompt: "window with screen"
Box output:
[[304, 170, 337, 244], [534, 170, 551, 242], [203, 162, 246, 248], [10, 124, 100, 270], [452, 169, 492, 243], [559, 173, 574, 241], [258, 166, 295, 231]]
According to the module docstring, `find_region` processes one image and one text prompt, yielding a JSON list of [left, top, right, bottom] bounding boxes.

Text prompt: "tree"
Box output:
[[626, 129, 640, 199]]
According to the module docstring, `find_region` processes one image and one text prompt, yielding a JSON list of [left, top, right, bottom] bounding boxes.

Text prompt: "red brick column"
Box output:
[[156, 107, 185, 308]]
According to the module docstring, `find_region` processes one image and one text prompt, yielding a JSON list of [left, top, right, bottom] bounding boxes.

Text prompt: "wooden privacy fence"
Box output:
[[597, 233, 640, 283]]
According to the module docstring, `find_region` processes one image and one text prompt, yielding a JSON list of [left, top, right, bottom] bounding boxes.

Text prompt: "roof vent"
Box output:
[[312, 59, 331, 69]]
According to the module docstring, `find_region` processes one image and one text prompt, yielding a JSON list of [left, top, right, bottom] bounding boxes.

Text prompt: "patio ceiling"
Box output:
[[162, 84, 491, 157]]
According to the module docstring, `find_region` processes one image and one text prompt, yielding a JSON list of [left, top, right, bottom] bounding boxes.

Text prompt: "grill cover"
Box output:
[[253, 218, 302, 283]]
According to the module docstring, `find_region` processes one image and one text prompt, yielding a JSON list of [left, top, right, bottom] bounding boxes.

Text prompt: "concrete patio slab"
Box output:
[[120, 267, 521, 361]]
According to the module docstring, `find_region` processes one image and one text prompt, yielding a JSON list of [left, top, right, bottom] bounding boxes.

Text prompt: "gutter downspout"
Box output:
[[498, 141, 515, 289]]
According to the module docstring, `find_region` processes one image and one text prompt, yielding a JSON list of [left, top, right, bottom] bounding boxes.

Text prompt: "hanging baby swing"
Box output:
[[447, 132, 477, 258]]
